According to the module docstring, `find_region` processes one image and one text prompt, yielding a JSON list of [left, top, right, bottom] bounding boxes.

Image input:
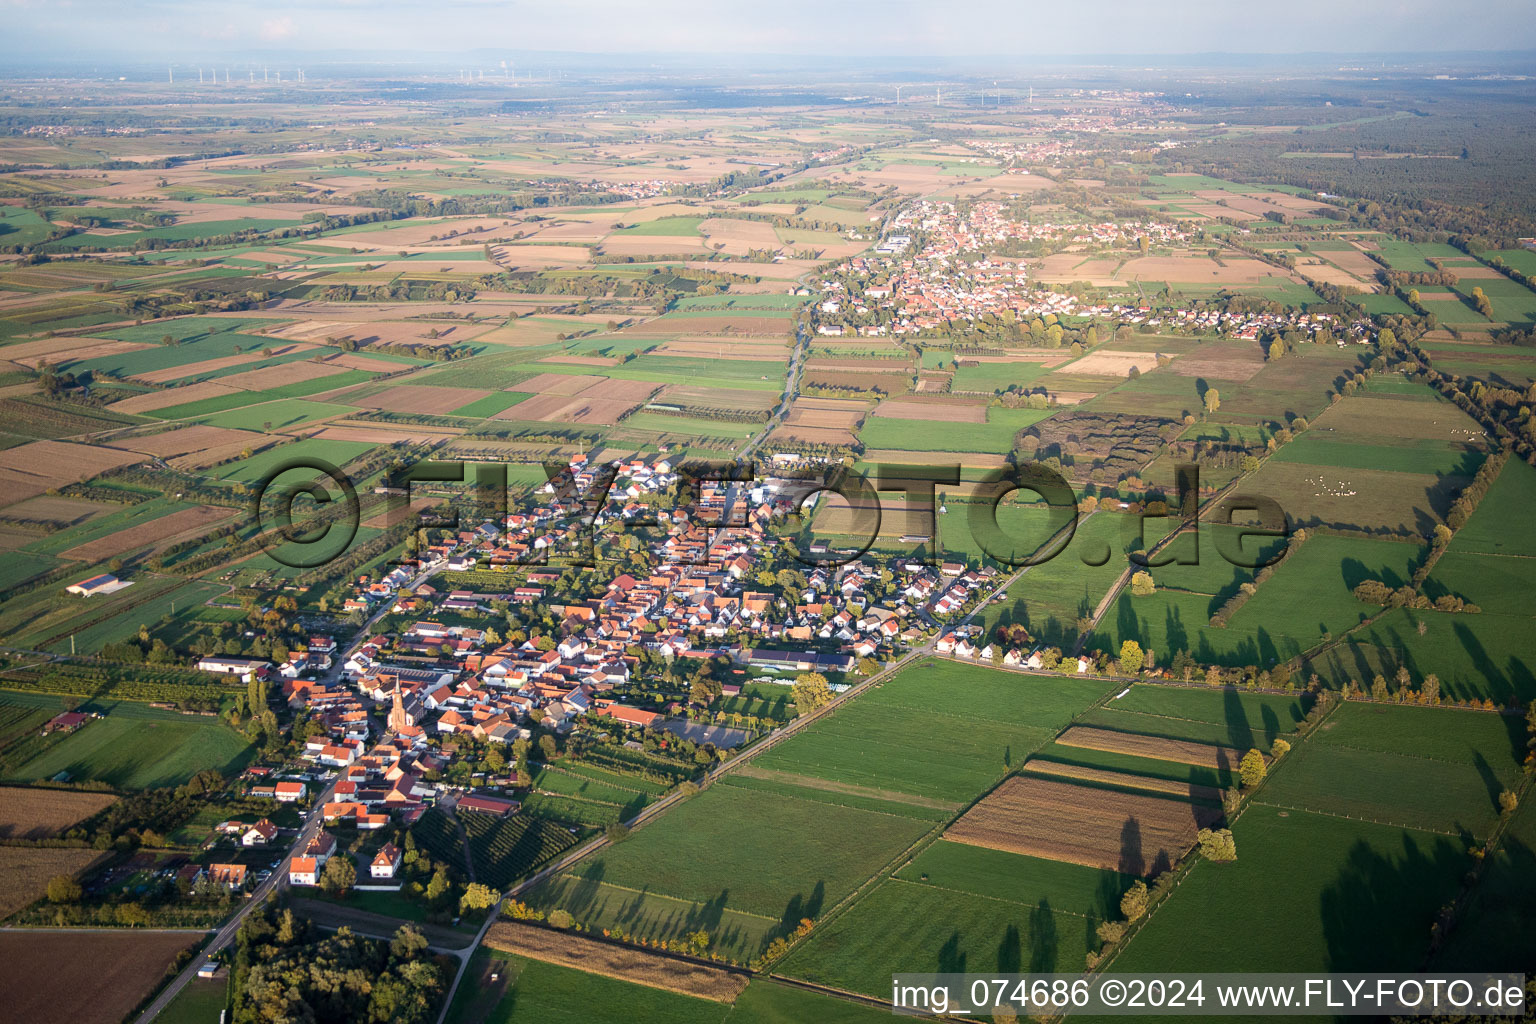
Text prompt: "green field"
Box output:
[[212, 438, 374, 483], [524, 780, 932, 959], [894, 839, 1134, 919], [446, 951, 890, 1024], [152, 976, 228, 1024], [750, 659, 1115, 803], [1081, 684, 1308, 750], [451, 391, 532, 418], [616, 216, 705, 236], [1445, 457, 1536, 557], [1432, 792, 1536, 972], [199, 398, 359, 431], [858, 407, 1052, 454], [778, 877, 1094, 996], [1106, 804, 1469, 973], [1306, 606, 1536, 703], [2, 711, 253, 789]]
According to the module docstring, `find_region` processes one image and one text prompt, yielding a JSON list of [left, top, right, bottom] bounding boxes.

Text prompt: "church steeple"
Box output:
[[388, 678, 412, 733]]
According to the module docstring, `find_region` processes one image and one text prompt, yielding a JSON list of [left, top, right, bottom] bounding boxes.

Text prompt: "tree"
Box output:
[[1500, 790, 1519, 815], [1271, 738, 1291, 758], [1197, 827, 1238, 862], [46, 875, 82, 903], [791, 672, 832, 715], [1119, 880, 1149, 922], [425, 868, 450, 904], [1118, 640, 1144, 675], [605, 822, 631, 843], [1268, 339, 1284, 362], [689, 675, 723, 706], [537, 734, 557, 761], [459, 883, 498, 913], [1239, 749, 1267, 787], [321, 855, 356, 894], [1204, 388, 1220, 414], [1129, 571, 1155, 598], [391, 923, 429, 959]]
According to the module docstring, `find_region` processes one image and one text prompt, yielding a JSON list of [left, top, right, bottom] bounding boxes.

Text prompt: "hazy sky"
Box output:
[[5, 0, 1536, 59]]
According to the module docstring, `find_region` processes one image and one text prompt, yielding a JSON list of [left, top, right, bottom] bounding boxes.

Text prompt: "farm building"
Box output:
[[42, 711, 89, 734], [196, 656, 272, 682], [457, 794, 519, 818], [64, 573, 132, 597]]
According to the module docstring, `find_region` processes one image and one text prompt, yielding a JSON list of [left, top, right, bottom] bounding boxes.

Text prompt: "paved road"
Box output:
[[134, 774, 340, 1024]]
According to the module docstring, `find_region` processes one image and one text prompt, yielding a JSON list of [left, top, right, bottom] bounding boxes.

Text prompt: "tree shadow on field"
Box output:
[[1320, 832, 1468, 971], [777, 880, 825, 933], [1164, 605, 1189, 658], [937, 931, 967, 973], [566, 861, 607, 917], [1028, 899, 1058, 973], [1261, 705, 1281, 749], [997, 924, 1022, 973], [1223, 686, 1254, 752], [1119, 817, 1144, 877]]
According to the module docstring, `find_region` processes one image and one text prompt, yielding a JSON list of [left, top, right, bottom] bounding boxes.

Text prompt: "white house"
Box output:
[[370, 843, 402, 880]]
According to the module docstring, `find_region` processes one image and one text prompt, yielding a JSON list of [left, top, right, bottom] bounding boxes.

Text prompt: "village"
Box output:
[[811, 198, 1378, 344], [156, 448, 1103, 905]]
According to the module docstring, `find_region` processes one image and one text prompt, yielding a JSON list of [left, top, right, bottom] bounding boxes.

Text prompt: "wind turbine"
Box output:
[[894, 84, 902, 105]]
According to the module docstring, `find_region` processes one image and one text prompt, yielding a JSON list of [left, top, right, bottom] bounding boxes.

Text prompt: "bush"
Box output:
[[548, 909, 575, 929]]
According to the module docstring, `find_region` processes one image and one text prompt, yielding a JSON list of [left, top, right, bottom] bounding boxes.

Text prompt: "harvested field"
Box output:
[[1022, 760, 1222, 802], [103, 425, 264, 458], [656, 385, 777, 412], [803, 370, 911, 392], [0, 847, 106, 918], [0, 930, 198, 1024], [483, 920, 748, 1003], [861, 449, 1008, 467], [10, 340, 155, 371], [652, 340, 791, 360], [0, 440, 144, 505], [872, 396, 988, 422], [1062, 350, 1166, 377], [501, 378, 661, 424], [944, 775, 1217, 875], [0, 495, 112, 526], [0, 335, 152, 364], [1120, 255, 1294, 285], [309, 423, 464, 444], [805, 357, 913, 373], [322, 352, 407, 372], [63, 504, 235, 562], [783, 397, 869, 429], [353, 384, 494, 415], [132, 344, 311, 385], [0, 787, 117, 840], [1030, 253, 1124, 286], [697, 216, 782, 255], [536, 353, 618, 367], [517, 372, 609, 395], [216, 359, 350, 392], [768, 423, 859, 446], [1055, 726, 1249, 770], [1170, 346, 1267, 382], [107, 381, 241, 415]]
